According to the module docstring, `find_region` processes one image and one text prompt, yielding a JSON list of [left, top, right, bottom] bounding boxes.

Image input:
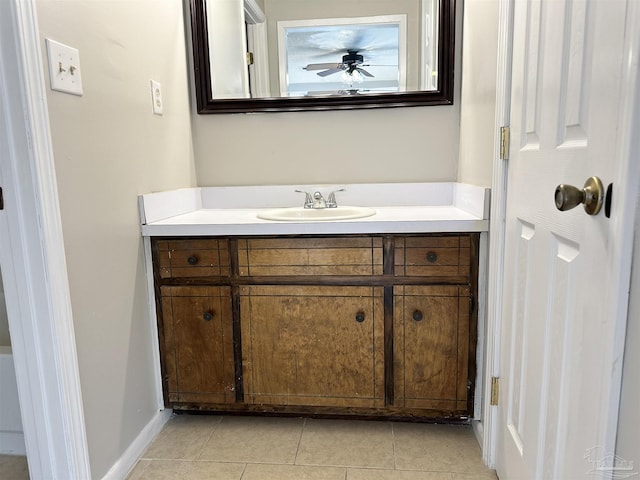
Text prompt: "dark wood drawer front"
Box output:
[[394, 235, 471, 277], [238, 237, 383, 276], [156, 239, 230, 279]]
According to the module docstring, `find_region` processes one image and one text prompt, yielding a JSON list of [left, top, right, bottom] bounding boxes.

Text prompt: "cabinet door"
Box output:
[[394, 285, 471, 413], [161, 286, 235, 404], [240, 285, 384, 408]]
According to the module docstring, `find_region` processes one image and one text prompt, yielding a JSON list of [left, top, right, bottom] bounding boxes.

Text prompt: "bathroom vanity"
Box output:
[[139, 183, 489, 420]]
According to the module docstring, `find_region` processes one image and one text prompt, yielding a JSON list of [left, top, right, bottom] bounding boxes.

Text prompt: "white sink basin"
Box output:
[[257, 206, 376, 222]]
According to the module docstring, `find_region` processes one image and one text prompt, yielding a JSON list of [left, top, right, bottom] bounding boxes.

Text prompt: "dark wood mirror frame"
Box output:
[[189, 0, 456, 114]]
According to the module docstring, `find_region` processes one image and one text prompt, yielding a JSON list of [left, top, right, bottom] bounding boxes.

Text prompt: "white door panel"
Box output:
[[207, 0, 250, 98], [497, 0, 629, 478]]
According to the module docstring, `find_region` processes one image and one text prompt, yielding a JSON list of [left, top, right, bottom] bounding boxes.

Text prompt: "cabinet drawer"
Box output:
[[238, 237, 383, 276], [394, 235, 471, 277], [155, 239, 230, 279]]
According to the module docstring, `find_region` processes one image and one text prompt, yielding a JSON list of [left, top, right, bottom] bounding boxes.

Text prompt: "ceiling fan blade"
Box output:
[[304, 63, 342, 71], [317, 68, 343, 77], [356, 67, 374, 78]]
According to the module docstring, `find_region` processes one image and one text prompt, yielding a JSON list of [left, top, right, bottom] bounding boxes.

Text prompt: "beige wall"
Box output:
[[0, 274, 8, 347], [35, 0, 195, 477], [457, 0, 499, 187], [193, 2, 463, 187], [192, 105, 460, 186]]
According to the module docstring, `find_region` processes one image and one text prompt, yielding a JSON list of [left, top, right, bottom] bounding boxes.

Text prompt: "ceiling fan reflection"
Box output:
[[303, 50, 375, 78]]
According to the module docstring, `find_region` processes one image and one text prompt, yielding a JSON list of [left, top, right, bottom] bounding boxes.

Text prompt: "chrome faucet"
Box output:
[[326, 188, 345, 208], [295, 190, 313, 208], [312, 191, 327, 208], [295, 188, 345, 209]]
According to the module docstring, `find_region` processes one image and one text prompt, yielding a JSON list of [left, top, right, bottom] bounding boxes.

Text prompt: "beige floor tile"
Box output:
[[452, 472, 498, 480], [296, 419, 395, 469], [0, 455, 29, 480], [393, 424, 491, 474], [127, 459, 245, 480], [242, 463, 346, 480], [141, 414, 222, 460], [199, 416, 304, 464], [348, 468, 451, 480]]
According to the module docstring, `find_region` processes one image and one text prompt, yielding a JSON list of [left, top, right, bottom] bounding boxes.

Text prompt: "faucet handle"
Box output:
[[326, 188, 345, 208], [295, 189, 313, 208]]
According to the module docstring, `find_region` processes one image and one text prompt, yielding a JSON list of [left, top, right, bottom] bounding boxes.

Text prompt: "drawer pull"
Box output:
[[426, 251, 438, 263], [355, 311, 366, 323], [203, 311, 215, 321], [187, 255, 199, 265], [412, 310, 424, 322]]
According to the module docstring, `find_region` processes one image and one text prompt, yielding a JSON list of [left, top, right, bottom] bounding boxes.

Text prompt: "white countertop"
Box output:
[[139, 183, 490, 236]]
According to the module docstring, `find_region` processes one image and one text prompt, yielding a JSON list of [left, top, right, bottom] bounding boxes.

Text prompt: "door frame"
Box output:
[[0, 0, 91, 478], [482, 0, 640, 470]]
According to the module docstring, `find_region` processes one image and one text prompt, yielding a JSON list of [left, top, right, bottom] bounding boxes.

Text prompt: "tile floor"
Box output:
[[0, 454, 29, 480], [127, 414, 498, 480]]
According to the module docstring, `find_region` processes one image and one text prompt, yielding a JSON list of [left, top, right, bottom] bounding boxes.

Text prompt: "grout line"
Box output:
[[391, 421, 397, 470], [239, 463, 248, 479], [293, 417, 307, 465], [194, 414, 224, 461]]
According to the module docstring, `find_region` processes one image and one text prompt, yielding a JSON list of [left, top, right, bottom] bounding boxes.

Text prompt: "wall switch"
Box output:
[[45, 38, 83, 96], [150, 80, 163, 115]]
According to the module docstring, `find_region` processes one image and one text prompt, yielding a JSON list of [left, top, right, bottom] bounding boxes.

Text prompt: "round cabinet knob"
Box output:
[[355, 311, 366, 323], [187, 255, 199, 265], [412, 310, 424, 321], [203, 311, 215, 321], [426, 251, 438, 263]]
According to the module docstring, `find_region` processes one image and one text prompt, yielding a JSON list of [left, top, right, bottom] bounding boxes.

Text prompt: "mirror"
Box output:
[[189, 0, 456, 113]]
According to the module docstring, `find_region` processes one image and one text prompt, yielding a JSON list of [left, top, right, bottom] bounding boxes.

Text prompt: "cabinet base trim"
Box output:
[[169, 403, 472, 422]]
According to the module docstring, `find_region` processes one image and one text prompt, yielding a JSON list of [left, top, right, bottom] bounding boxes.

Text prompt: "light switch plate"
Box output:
[[45, 38, 83, 96]]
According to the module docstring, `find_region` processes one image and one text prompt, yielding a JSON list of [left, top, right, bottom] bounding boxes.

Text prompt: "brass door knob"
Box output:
[[554, 176, 604, 215]]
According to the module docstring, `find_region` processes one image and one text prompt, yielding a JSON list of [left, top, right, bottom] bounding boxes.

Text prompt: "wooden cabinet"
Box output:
[[394, 286, 471, 412], [240, 285, 384, 408], [151, 234, 478, 419], [160, 286, 235, 404]]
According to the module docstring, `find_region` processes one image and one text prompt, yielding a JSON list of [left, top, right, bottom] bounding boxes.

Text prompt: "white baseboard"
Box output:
[[472, 419, 484, 450], [0, 431, 26, 455], [100, 409, 172, 480]]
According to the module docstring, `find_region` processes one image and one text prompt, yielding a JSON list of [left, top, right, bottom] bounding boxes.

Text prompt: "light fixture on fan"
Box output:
[[342, 68, 364, 87]]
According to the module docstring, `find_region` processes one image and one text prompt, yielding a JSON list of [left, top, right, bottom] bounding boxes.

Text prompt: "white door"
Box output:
[[497, 0, 632, 478], [206, 0, 250, 98]]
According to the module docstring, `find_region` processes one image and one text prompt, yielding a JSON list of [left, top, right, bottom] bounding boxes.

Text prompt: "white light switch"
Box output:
[[45, 38, 83, 96], [150, 80, 163, 115]]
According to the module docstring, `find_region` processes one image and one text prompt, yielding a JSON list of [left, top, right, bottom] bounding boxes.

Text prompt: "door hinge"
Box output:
[[246, 52, 254, 65], [500, 126, 510, 160], [490, 376, 500, 406], [0, 187, 3, 210]]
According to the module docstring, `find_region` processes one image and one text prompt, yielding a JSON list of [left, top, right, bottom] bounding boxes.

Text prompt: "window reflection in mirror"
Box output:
[[278, 16, 407, 97]]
